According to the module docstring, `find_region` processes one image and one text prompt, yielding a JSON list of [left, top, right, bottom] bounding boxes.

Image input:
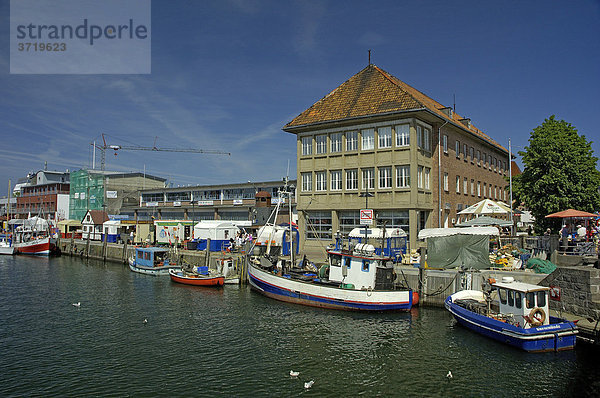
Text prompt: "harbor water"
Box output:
[[0, 255, 598, 397]]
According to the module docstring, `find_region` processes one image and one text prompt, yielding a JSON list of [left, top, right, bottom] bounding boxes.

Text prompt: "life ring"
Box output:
[[528, 308, 546, 326]]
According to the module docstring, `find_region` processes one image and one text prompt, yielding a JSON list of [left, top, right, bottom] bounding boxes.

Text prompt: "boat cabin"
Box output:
[[134, 247, 173, 268], [342, 227, 407, 260], [492, 277, 550, 328]]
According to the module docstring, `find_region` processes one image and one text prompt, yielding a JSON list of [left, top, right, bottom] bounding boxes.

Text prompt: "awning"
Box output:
[[457, 216, 512, 227], [418, 226, 500, 239], [545, 209, 598, 218]]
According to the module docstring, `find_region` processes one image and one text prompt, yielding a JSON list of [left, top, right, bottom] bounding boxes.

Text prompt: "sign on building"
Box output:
[[360, 209, 373, 225]]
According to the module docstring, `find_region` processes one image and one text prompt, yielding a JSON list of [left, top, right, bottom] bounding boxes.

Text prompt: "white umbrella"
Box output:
[[458, 199, 512, 215]]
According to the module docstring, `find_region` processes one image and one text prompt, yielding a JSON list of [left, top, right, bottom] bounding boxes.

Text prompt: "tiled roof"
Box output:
[[85, 210, 109, 224], [284, 64, 507, 153]]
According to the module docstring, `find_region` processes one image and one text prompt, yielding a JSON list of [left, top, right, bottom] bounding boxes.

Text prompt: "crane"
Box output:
[[91, 133, 230, 171]]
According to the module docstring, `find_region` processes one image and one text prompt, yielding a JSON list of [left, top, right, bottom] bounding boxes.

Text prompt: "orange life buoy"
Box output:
[[527, 307, 546, 327]]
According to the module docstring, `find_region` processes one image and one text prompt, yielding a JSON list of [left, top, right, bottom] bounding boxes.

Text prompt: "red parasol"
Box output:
[[545, 209, 598, 218]]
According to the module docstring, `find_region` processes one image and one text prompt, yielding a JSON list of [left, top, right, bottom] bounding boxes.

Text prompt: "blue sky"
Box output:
[[1, 0, 599, 197]]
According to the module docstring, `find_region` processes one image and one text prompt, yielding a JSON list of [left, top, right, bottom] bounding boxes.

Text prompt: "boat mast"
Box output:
[[7, 179, 10, 232]]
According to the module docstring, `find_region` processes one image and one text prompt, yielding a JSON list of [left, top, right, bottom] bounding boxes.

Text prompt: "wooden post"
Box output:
[[205, 238, 211, 267]]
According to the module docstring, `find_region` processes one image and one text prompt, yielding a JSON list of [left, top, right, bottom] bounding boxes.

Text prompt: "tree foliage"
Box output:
[[513, 116, 600, 232]]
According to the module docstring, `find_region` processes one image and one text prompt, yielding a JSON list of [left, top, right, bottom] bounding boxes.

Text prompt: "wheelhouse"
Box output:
[[493, 277, 550, 328], [135, 247, 171, 268]]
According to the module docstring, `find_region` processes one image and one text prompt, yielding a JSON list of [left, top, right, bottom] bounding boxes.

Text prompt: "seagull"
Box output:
[[143, 319, 148, 324], [72, 302, 81, 307], [289, 370, 299, 377], [446, 371, 453, 379], [304, 380, 314, 389]]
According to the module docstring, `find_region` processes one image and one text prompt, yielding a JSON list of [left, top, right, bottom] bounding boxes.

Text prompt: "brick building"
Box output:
[[284, 64, 510, 252], [14, 170, 70, 221]]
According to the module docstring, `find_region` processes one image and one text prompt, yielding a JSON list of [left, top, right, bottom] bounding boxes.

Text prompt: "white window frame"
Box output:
[[417, 166, 424, 189], [378, 166, 392, 189], [455, 140, 460, 158], [362, 168, 374, 190], [302, 136, 312, 156], [315, 171, 327, 191], [417, 126, 422, 148], [361, 129, 374, 151], [424, 167, 430, 190], [423, 128, 431, 151], [316, 135, 327, 154], [378, 126, 392, 149], [477, 181, 481, 197], [346, 169, 358, 191], [443, 135, 448, 154], [456, 175, 460, 193], [330, 170, 342, 191], [395, 124, 410, 147], [346, 131, 358, 151], [463, 177, 468, 195], [301, 172, 312, 192], [470, 179, 475, 196], [330, 133, 342, 153], [396, 165, 410, 188], [443, 172, 449, 191]]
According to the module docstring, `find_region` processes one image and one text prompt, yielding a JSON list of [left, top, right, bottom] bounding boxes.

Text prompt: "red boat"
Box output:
[[13, 235, 59, 256], [169, 268, 224, 287]]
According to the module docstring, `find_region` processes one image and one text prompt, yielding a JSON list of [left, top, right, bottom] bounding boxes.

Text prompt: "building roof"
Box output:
[[511, 161, 521, 176], [284, 64, 507, 153], [84, 210, 109, 224]]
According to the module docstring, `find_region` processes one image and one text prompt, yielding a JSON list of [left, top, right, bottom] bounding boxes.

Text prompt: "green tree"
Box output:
[[513, 116, 600, 233]]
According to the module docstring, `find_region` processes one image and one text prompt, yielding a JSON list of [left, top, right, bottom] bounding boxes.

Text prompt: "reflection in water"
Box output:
[[0, 255, 597, 397]]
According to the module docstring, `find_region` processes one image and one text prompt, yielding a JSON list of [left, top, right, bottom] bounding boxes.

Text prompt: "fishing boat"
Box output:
[[13, 216, 59, 256], [247, 182, 417, 311], [445, 277, 578, 352], [128, 246, 181, 276], [0, 234, 15, 255], [168, 268, 225, 287]]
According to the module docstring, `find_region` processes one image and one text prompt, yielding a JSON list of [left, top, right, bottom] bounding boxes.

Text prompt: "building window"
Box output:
[[376, 210, 410, 241], [301, 172, 312, 192], [455, 140, 460, 158], [339, 210, 361, 236], [346, 169, 358, 190], [483, 152, 487, 167], [346, 131, 358, 151], [316, 171, 327, 191], [396, 166, 410, 188], [463, 144, 468, 161], [417, 166, 424, 189], [361, 128, 375, 151], [470, 179, 474, 196], [463, 177, 468, 195], [316, 135, 327, 154], [330, 133, 342, 153], [417, 126, 422, 148], [456, 175, 460, 193], [493, 157, 497, 171], [330, 170, 342, 191], [470, 147, 474, 162], [379, 166, 392, 189], [443, 135, 448, 154], [362, 168, 374, 190], [396, 124, 410, 147], [476, 150, 481, 165], [477, 181, 481, 197], [378, 126, 392, 149], [424, 167, 430, 190], [305, 211, 332, 240], [443, 172, 449, 191], [302, 136, 312, 155], [418, 126, 431, 151]]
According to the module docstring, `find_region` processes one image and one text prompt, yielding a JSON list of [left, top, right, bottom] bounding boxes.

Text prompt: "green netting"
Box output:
[[525, 258, 557, 274], [426, 235, 491, 269]]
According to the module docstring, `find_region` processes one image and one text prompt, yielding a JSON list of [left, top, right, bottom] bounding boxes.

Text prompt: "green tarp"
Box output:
[[426, 234, 491, 269]]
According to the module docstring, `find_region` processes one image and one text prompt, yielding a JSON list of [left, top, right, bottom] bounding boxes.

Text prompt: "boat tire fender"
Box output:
[[529, 307, 546, 326]]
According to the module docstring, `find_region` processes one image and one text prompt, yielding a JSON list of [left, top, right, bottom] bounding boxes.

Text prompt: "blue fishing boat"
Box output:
[[128, 247, 180, 276], [445, 277, 577, 352]]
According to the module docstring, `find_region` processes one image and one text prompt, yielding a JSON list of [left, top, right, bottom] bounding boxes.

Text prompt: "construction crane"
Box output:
[[91, 133, 230, 171]]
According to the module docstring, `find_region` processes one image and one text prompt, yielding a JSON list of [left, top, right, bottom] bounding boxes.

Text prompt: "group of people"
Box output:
[[227, 230, 253, 252], [559, 221, 600, 244]]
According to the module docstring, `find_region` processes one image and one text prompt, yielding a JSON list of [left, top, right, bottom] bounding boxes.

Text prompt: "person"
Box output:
[[577, 224, 587, 241], [129, 230, 135, 244], [544, 228, 551, 236]]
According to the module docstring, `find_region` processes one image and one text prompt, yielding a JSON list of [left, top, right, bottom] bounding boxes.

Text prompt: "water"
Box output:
[[0, 255, 598, 397]]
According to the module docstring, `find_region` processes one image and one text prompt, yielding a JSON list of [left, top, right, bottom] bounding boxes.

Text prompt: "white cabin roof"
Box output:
[[418, 226, 499, 239], [493, 281, 549, 293], [348, 227, 406, 238]]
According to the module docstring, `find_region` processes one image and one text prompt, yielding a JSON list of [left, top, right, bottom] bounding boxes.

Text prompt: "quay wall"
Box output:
[[540, 266, 600, 319]]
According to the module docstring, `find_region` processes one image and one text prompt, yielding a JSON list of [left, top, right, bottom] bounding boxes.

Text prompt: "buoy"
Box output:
[[501, 276, 514, 283]]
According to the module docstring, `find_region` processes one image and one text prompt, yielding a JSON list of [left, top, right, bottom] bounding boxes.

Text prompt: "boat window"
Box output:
[[498, 289, 507, 304], [507, 290, 514, 307], [362, 260, 369, 272], [145, 252, 150, 260], [515, 292, 522, 309], [537, 291, 546, 308], [137, 251, 143, 259], [345, 257, 351, 268], [525, 292, 535, 309]]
